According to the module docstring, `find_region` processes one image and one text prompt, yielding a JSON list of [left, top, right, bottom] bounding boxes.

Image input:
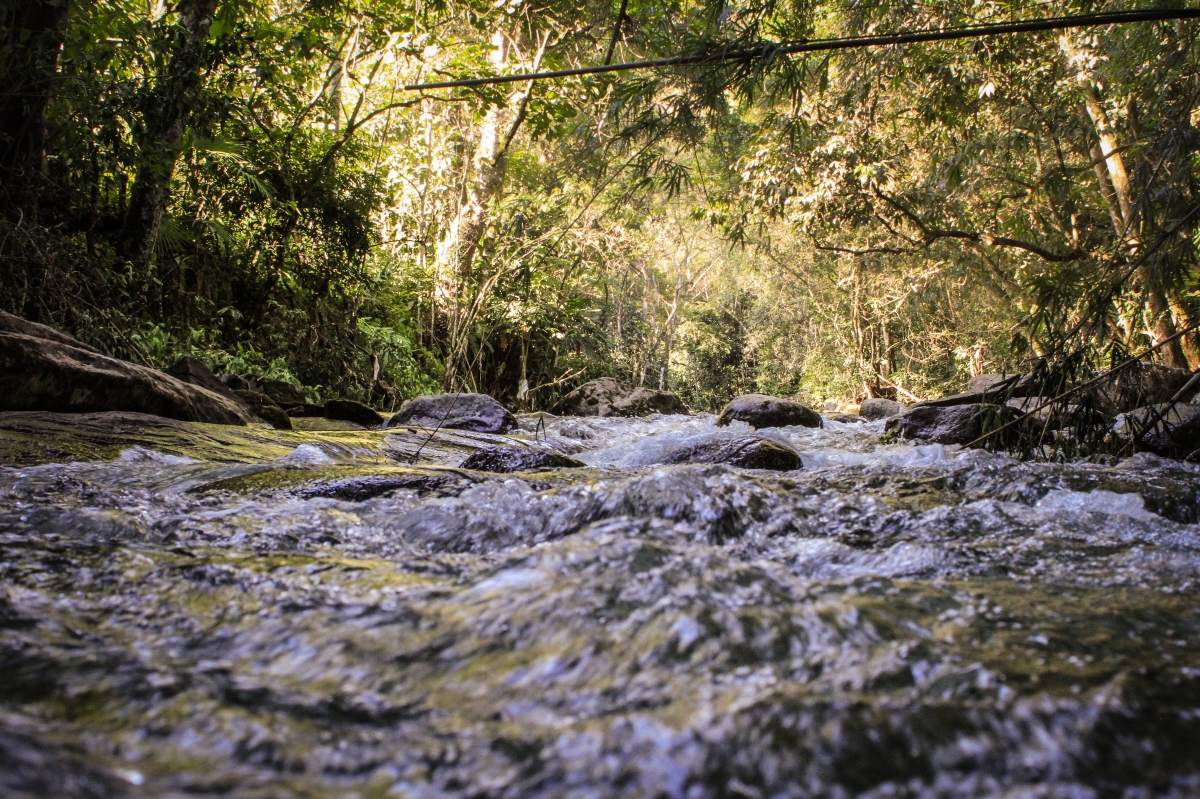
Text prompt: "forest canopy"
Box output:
[[3, 0, 1199, 412]]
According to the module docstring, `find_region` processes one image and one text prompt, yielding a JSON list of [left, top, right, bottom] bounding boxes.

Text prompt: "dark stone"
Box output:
[[717, 394, 822, 430], [1092, 362, 1196, 417], [0, 310, 101, 353], [858, 398, 908, 420], [260, 379, 307, 408], [286, 403, 325, 418], [830, 414, 865, 423], [553, 378, 687, 417], [1117, 402, 1200, 460], [166, 356, 245, 404], [659, 433, 802, 470], [324, 399, 385, 428], [387, 393, 516, 433], [883, 404, 1012, 445], [296, 471, 480, 501], [459, 446, 585, 473], [219, 373, 252, 392], [233, 390, 292, 430], [0, 331, 252, 425]]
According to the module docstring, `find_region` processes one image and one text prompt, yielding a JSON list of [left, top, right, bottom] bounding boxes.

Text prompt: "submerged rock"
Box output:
[[0, 331, 253, 425], [459, 446, 585, 473], [883, 403, 1003, 445], [658, 432, 802, 470], [553, 377, 686, 417], [858, 397, 908, 420], [233, 389, 292, 430], [324, 399, 384, 428], [388, 393, 516, 433], [166, 356, 246, 404], [717, 394, 822, 429]]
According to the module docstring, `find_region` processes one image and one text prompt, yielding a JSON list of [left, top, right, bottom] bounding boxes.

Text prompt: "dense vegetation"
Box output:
[[3, 0, 1198, 412]]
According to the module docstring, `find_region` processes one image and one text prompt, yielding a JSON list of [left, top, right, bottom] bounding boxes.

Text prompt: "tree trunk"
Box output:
[[0, 0, 70, 225], [1062, 36, 1188, 368], [437, 32, 546, 389], [118, 0, 217, 269]]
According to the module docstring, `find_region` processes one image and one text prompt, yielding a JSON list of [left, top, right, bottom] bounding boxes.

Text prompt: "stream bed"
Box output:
[[2, 410, 1200, 798]]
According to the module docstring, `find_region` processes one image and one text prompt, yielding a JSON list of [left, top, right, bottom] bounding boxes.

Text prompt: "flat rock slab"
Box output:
[[717, 394, 822, 429], [459, 446, 585, 473], [388, 393, 516, 433], [1, 331, 253, 426]]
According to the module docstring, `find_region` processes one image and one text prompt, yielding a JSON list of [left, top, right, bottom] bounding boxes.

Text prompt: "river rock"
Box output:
[[286, 403, 325, 418], [553, 378, 686, 417], [883, 404, 996, 445], [1093, 362, 1196, 416], [219, 373, 254, 392], [859, 397, 908, 420], [658, 433, 802, 470], [0, 331, 253, 425], [324, 399, 384, 428], [1116, 402, 1200, 460], [259, 379, 307, 408], [166, 356, 245, 404], [717, 394, 822, 429], [387, 393, 517, 433], [233, 390, 292, 430], [459, 446, 585, 473], [0, 310, 101, 353]]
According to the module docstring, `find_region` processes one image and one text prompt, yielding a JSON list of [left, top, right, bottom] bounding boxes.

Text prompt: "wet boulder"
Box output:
[[260, 379, 307, 408], [1093, 362, 1196, 417], [387, 393, 517, 433], [658, 433, 802, 470], [858, 398, 908, 420], [883, 404, 997, 445], [233, 390, 292, 430], [1116, 402, 1200, 460], [459, 446, 585, 473], [553, 378, 686, 417], [166, 356, 245, 404], [324, 399, 384, 428], [286, 403, 325, 418], [219, 373, 254, 392], [0, 330, 253, 425], [717, 394, 821, 429]]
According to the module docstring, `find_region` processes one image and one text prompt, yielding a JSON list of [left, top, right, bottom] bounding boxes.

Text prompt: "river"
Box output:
[[1, 411, 1199, 798]]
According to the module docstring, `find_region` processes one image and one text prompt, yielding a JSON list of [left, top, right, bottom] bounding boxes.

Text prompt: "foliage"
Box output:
[[1, 0, 1197, 436]]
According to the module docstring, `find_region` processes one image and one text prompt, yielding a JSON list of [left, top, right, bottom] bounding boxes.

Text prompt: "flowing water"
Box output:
[[2, 411, 1200, 798]]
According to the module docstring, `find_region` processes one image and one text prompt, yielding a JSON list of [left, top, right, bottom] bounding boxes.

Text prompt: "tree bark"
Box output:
[[0, 0, 70, 225], [1061, 36, 1188, 368], [118, 0, 217, 269]]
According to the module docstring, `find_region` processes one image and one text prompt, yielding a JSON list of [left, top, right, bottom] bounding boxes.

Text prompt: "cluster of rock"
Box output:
[[878, 363, 1200, 458], [0, 312, 389, 431]]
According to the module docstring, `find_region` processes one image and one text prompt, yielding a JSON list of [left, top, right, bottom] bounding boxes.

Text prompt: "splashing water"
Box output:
[[1, 411, 1199, 798]]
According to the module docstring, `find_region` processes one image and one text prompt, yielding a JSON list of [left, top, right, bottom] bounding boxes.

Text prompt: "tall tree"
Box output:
[[118, 0, 218, 270], [0, 0, 70, 224]]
